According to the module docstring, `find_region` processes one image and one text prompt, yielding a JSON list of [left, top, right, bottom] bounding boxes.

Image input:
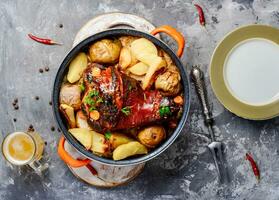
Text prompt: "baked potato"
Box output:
[[67, 52, 88, 83], [59, 104, 76, 128], [137, 126, 166, 148], [112, 141, 148, 160], [59, 84, 82, 110], [68, 128, 92, 150], [89, 39, 122, 64], [155, 66, 181, 96]]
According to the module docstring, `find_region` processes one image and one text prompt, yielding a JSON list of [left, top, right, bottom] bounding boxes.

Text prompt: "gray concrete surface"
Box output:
[[0, 0, 279, 199]]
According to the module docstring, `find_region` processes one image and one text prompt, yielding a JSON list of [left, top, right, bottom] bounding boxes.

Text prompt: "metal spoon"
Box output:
[[190, 65, 228, 183]]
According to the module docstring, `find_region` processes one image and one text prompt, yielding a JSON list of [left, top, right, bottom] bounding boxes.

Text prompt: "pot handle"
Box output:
[[151, 25, 185, 58], [57, 136, 91, 168]]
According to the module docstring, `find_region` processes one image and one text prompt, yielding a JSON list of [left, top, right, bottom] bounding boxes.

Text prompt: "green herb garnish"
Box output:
[[128, 84, 133, 91], [88, 90, 99, 97], [80, 83, 85, 92], [121, 106, 131, 116], [89, 106, 96, 112], [159, 106, 171, 117], [105, 131, 112, 140], [96, 97, 103, 104], [84, 96, 95, 106]]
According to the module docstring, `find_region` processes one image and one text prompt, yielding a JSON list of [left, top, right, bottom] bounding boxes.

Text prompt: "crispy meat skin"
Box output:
[[82, 64, 181, 132]]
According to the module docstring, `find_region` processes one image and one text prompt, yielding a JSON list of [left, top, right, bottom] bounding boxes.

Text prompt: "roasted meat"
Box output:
[[81, 64, 182, 132]]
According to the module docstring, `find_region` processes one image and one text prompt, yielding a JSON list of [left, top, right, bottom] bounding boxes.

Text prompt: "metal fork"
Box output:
[[190, 65, 228, 183]]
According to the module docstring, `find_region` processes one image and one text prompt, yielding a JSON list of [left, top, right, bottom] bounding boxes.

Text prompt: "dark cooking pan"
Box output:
[[53, 25, 190, 167]]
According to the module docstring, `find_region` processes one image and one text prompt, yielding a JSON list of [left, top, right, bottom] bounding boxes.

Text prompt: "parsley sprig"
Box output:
[[159, 106, 171, 117], [104, 131, 112, 140], [121, 106, 131, 116]]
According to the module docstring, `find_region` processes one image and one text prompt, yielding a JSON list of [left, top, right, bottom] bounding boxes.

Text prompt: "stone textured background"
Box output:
[[0, 0, 279, 199]]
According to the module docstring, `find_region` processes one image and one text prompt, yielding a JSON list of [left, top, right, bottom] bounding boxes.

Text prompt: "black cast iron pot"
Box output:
[[53, 25, 190, 167]]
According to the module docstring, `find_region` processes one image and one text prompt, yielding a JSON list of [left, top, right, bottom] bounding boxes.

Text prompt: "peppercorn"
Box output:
[[45, 67, 49, 72], [35, 96, 39, 100], [13, 118, 17, 122], [14, 105, 19, 110], [49, 101, 52, 106], [59, 24, 63, 28], [51, 126, 55, 131], [14, 98, 18, 103], [39, 68, 44, 73]]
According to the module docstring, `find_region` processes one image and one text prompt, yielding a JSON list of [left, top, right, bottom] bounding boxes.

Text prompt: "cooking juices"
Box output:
[[2, 131, 48, 173]]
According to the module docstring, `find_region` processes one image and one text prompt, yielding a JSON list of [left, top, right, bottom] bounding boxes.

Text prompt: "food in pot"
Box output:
[[113, 141, 148, 161], [68, 128, 92, 150], [137, 126, 166, 148], [76, 111, 92, 130], [59, 104, 76, 128], [59, 84, 82, 110], [89, 39, 122, 64], [155, 66, 182, 96], [59, 36, 184, 160], [67, 52, 88, 83]]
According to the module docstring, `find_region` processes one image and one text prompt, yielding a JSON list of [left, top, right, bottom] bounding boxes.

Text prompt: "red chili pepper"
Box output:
[[246, 153, 260, 182], [28, 33, 62, 45], [194, 4, 206, 26]]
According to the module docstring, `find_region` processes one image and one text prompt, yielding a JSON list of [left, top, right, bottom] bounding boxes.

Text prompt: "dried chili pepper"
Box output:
[[246, 153, 260, 182], [194, 4, 206, 26], [28, 34, 62, 45]]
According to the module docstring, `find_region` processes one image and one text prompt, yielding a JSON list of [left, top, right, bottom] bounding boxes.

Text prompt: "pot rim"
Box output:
[[52, 28, 191, 166]]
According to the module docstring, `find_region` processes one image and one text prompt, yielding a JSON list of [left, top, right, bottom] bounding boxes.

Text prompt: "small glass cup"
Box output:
[[2, 131, 48, 174]]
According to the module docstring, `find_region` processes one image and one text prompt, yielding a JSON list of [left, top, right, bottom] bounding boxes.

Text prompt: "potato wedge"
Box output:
[[119, 47, 132, 69], [76, 110, 92, 130], [68, 128, 92, 150], [91, 131, 109, 156], [112, 141, 148, 160], [59, 84, 82, 110], [138, 126, 166, 148], [128, 62, 149, 76], [109, 133, 134, 149], [141, 55, 166, 90], [67, 52, 88, 83], [130, 38, 158, 59], [60, 104, 76, 128]]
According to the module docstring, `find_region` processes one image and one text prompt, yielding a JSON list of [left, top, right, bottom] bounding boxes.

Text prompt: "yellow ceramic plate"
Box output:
[[210, 25, 279, 120]]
